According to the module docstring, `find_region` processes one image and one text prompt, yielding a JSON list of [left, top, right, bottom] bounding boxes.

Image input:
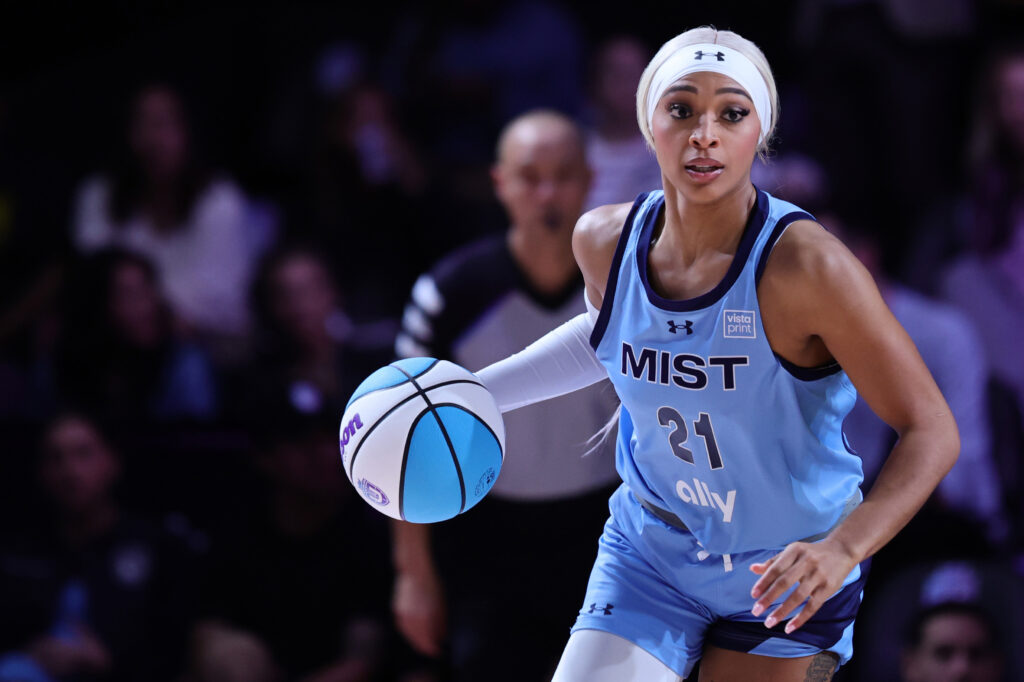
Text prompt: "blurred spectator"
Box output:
[[71, 84, 264, 349], [792, 0, 977, 275], [190, 401, 395, 682], [34, 248, 218, 422], [936, 47, 1024, 548], [832, 218, 1005, 546], [293, 80, 437, 321], [381, 0, 585, 223], [906, 41, 1024, 294], [241, 242, 393, 422], [901, 601, 1005, 682], [391, 110, 619, 681], [856, 560, 1024, 682], [0, 413, 203, 681], [0, 91, 70, 418], [581, 35, 661, 210]]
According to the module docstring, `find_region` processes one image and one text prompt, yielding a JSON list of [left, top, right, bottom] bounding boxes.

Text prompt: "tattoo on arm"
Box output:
[[804, 652, 838, 682]]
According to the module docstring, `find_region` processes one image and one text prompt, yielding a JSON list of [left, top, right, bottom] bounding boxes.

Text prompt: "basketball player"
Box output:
[[473, 27, 959, 681], [391, 110, 620, 680]]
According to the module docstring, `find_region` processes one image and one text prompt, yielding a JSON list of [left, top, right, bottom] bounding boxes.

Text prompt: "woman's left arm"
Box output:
[[749, 223, 959, 633]]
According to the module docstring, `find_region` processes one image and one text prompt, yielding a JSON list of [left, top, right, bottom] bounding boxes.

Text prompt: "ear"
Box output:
[[490, 163, 505, 198]]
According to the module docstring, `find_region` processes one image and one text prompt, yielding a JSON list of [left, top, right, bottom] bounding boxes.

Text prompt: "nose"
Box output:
[[536, 179, 558, 202], [689, 114, 719, 149]]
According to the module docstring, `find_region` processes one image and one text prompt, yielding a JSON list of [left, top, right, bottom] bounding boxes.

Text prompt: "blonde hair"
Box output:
[[636, 26, 779, 155]]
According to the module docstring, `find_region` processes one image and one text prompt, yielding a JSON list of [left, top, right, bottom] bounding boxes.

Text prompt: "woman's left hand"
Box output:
[[748, 537, 860, 633]]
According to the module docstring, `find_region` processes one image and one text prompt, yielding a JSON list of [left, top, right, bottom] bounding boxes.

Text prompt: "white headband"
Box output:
[[645, 42, 772, 143]]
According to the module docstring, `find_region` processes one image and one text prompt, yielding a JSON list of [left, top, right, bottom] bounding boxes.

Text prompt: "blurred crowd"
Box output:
[[2, 1, 1024, 680]]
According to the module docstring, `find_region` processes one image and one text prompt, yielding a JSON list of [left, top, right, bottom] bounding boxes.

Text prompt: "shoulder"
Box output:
[[404, 234, 515, 336], [192, 176, 247, 224], [572, 201, 634, 292], [572, 202, 633, 252], [72, 175, 115, 248], [430, 234, 509, 287], [75, 174, 110, 204], [200, 176, 246, 205], [761, 219, 868, 292]]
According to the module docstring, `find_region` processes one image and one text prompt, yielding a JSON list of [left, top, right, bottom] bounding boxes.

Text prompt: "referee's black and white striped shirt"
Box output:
[[396, 235, 618, 501]]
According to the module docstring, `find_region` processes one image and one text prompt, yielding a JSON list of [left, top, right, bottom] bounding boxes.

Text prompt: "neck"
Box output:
[[61, 501, 118, 548], [507, 224, 579, 295], [659, 181, 757, 265]]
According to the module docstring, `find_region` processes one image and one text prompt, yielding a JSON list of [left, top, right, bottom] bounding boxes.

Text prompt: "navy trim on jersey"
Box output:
[[753, 211, 815, 285], [637, 189, 769, 312], [590, 193, 650, 350], [775, 354, 843, 381], [752, 210, 846, 382], [707, 559, 869, 653]]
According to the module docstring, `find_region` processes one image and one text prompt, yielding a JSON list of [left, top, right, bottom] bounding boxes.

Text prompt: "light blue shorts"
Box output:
[[571, 484, 867, 678]]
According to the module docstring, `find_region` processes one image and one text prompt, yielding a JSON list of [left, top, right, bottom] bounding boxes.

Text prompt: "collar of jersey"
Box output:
[[637, 188, 769, 313]]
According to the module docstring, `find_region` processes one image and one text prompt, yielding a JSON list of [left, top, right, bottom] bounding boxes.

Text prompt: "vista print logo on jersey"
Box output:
[[723, 310, 756, 339]]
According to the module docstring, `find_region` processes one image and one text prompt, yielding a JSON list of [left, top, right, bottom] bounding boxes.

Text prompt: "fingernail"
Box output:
[[765, 616, 777, 628], [751, 604, 764, 617], [751, 588, 761, 599], [785, 623, 795, 634]]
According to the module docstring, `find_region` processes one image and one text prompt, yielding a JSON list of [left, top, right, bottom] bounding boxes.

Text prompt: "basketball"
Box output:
[[339, 357, 505, 523]]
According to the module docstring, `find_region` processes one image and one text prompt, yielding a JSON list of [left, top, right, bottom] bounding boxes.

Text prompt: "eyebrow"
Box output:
[[662, 84, 752, 101]]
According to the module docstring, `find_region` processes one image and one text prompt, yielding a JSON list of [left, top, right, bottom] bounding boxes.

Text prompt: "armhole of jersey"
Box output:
[[753, 211, 815, 286], [754, 210, 843, 382], [589, 193, 648, 350]]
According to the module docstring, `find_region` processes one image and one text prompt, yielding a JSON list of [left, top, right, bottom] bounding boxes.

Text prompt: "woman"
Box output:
[[244, 243, 391, 420], [72, 84, 257, 341], [41, 248, 218, 421], [473, 26, 958, 681]]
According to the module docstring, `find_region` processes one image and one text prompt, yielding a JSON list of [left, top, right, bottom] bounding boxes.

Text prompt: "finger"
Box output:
[[749, 555, 777, 575], [782, 591, 825, 634], [751, 564, 799, 617], [751, 549, 800, 600], [765, 583, 814, 628]]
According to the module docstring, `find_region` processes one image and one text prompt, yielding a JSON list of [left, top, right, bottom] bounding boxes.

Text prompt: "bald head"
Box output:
[[495, 110, 586, 165], [492, 110, 591, 238]]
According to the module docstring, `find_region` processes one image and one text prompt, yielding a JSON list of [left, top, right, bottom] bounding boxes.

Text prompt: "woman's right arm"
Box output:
[[475, 203, 631, 411]]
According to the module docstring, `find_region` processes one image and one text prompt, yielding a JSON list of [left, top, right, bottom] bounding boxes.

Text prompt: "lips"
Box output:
[[685, 158, 724, 172], [684, 158, 725, 183]]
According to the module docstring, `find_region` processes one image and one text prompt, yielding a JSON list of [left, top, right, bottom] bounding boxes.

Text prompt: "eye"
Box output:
[[667, 102, 692, 119], [722, 107, 751, 123]]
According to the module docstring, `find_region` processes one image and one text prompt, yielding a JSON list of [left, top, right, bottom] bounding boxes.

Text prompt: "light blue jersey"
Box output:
[[590, 188, 864, 556]]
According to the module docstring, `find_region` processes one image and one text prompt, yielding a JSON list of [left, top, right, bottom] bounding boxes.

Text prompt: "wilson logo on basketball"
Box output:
[[339, 413, 365, 460], [358, 478, 390, 506]]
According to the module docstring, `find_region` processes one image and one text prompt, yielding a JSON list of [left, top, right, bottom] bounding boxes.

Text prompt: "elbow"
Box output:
[[940, 412, 961, 476]]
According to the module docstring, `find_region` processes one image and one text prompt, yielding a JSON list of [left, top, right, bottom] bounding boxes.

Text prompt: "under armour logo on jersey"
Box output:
[[694, 50, 725, 61], [587, 603, 614, 615], [668, 320, 694, 335]]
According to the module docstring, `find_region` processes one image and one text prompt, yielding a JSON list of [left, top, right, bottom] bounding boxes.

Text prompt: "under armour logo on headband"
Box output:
[[694, 50, 725, 61]]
